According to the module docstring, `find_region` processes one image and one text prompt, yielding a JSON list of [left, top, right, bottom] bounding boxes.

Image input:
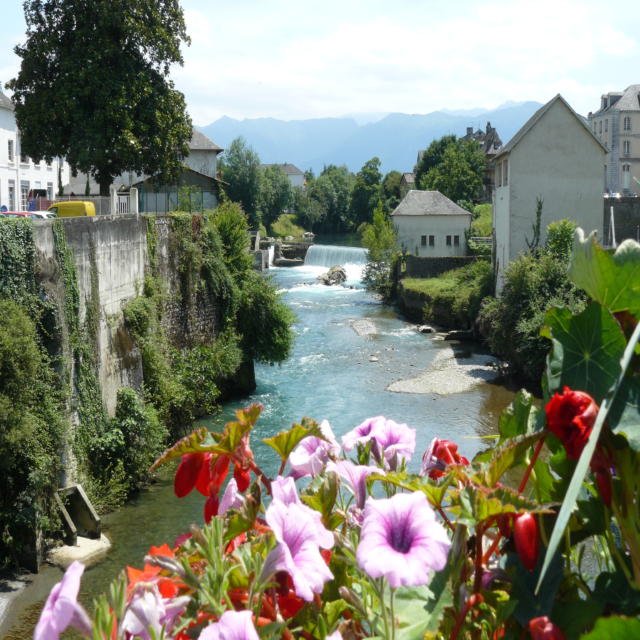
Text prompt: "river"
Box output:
[[0, 243, 515, 638]]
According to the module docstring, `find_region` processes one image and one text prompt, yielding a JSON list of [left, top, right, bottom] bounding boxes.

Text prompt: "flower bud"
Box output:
[[545, 387, 598, 460], [234, 465, 251, 492], [514, 513, 538, 572], [528, 616, 565, 639]]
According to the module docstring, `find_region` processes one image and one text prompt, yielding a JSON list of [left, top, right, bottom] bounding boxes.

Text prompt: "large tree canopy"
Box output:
[[220, 137, 261, 228], [7, 0, 193, 195]]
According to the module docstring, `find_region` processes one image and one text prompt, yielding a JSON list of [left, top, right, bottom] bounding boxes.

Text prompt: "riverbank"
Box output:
[[1, 254, 517, 639]]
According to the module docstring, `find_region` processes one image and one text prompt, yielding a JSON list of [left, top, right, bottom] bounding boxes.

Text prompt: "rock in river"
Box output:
[[317, 265, 347, 286]]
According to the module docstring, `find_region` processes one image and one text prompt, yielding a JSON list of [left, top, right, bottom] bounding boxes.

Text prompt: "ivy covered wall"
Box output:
[[0, 205, 293, 568]]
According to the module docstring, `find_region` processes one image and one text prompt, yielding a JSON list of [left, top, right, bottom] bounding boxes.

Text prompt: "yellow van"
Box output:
[[47, 201, 96, 217]]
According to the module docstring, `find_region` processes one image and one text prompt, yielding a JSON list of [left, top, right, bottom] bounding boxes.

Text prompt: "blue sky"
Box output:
[[1, 0, 639, 125]]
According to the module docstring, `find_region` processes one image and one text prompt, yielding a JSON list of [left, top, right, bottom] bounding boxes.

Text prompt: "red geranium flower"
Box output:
[[545, 387, 598, 460], [528, 616, 566, 639]]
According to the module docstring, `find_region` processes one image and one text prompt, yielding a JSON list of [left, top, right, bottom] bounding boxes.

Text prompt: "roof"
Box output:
[[494, 94, 607, 160], [0, 91, 14, 112], [261, 163, 305, 176], [391, 190, 472, 217], [133, 166, 221, 187], [190, 129, 223, 152], [593, 85, 640, 115], [401, 173, 415, 184]]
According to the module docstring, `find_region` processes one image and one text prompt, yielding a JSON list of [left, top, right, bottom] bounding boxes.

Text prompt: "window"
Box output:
[[454, 235, 460, 247], [7, 140, 14, 162], [446, 235, 452, 246], [8, 181, 15, 210], [428, 235, 435, 247], [605, 119, 608, 132], [47, 182, 53, 200], [624, 140, 631, 155], [421, 235, 427, 246], [503, 159, 509, 186], [20, 181, 29, 210], [20, 151, 28, 164], [624, 116, 631, 131], [599, 121, 602, 134]]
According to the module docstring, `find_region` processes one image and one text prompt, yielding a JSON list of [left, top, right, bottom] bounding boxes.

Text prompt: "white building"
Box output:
[[493, 94, 606, 288], [260, 163, 305, 188], [391, 190, 472, 257], [0, 90, 70, 211], [588, 85, 640, 196]]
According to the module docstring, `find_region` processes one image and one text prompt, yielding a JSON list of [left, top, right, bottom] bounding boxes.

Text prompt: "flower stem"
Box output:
[[389, 587, 396, 640], [518, 436, 546, 494]]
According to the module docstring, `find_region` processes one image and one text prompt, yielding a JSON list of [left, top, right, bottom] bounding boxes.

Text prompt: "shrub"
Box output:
[[479, 251, 585, 382]]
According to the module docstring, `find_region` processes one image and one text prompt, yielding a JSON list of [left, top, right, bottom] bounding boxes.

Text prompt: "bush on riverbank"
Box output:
[[479, 219, 583, 382], [270, 213, 306, 239], [400, 259, 493, 329]]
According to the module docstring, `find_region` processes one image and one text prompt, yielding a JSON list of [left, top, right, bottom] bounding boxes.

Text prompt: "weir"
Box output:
[[304, 244, 368, 267]]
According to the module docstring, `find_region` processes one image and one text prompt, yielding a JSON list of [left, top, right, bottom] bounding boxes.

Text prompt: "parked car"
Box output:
[[47, 201, 96, 217], [2, 211, 38, 218], [29, 211, 57, 219]]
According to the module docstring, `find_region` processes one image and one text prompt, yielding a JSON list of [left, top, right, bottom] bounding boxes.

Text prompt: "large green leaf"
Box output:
[[536, 320, 640, 592], [149, 427, 218, 470], [580, 616, 640, 639], [371, 472, 449, 508], [496, 390, 540, 441], [263, 417, 324, 462], [569, 229, 640, 316], [542, 302, 626, 402], [607, 376, 640, 450]]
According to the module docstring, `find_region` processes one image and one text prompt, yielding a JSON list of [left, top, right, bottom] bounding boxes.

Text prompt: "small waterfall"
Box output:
[[304, 245, 368, 267], [267, 244, 275, 266]]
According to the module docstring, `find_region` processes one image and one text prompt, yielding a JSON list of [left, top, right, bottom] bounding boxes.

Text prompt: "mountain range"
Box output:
[[198, 101, 544, 176]]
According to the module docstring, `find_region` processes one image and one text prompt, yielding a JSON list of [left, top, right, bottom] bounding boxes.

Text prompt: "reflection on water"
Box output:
[[1, 255, 516, 638]]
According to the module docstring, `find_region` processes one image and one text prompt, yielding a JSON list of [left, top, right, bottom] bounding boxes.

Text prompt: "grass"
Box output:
[[270, 214, 306, 239], [471, 203, 492, 237], [400, 261, 493, 329]]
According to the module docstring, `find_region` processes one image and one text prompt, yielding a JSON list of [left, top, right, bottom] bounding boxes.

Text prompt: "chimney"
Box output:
[[486, 121, 492, 133], [466, 127, 473, 136]]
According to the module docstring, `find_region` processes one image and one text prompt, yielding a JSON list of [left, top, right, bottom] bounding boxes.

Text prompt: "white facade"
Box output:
[[0, 94, 70, 211], [493, 95, 606, 288], [391, 190, 471, 257]]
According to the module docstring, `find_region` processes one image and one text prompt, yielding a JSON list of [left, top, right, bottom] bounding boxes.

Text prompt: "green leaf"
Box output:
[[579, 616, 640, 639], [263, 417, 324, 462], [496, 390, 539, 441], [371, 472, 449, 507], [607, 376, 640, 450], [536, 320, 640, 592], [393, 586, 435, 640], [453, 485, 546, 526], [301, 472, 339, 527], [569, 229, 640, 316], [542, 302, 626, 402], [149, 427, 218, 470], [474, 432, 544, 487]]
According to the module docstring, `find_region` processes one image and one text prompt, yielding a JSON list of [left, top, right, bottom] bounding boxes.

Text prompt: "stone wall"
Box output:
[[399, 255, 476, 279], [603, 197, 640, 246]]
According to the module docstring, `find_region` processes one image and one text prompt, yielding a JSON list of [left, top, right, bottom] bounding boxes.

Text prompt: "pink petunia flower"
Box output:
[[326, 460, 381, 509], [373, 419, 416, 468], [271, 475, 334, 548], [34, 561, 91, 640], [219, 478, 245, 516], [357, 492, 450, 588], [263, 499, 334, 601], [341, 416, 386, 451], [121, 584, 189, 640], [288, 419, 341, 478], [200, 610, 260, 640]]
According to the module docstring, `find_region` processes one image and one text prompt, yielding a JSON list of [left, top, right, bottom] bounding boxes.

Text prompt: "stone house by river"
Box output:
[[391, 189, 471, 257], [493, 94, 606, 289]]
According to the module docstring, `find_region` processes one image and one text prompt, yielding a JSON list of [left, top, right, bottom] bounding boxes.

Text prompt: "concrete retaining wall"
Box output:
[[400, 255, 476, 279]]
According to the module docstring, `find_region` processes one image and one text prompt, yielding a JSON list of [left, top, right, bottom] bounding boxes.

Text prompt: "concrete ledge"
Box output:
[[47, 534, 111, 570]]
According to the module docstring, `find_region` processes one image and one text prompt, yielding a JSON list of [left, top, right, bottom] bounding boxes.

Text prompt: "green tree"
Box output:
[[349, 157, 382, 227], [221, 137, 261, 228], [381, 170, 402, 212], [7, 0, 192, 196], [414, 134, 457, 185], [360, 202, 398, 299], [259, 165, 292, 228], [419, 139, 485, 203], [314, 165, 354, 232]]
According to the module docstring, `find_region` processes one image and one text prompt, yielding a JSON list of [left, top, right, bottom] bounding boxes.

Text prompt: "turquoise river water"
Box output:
[[1, 243, 515, 638]]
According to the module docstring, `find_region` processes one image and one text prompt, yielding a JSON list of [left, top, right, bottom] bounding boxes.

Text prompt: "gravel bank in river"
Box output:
[[387, 344, 502, 395]]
